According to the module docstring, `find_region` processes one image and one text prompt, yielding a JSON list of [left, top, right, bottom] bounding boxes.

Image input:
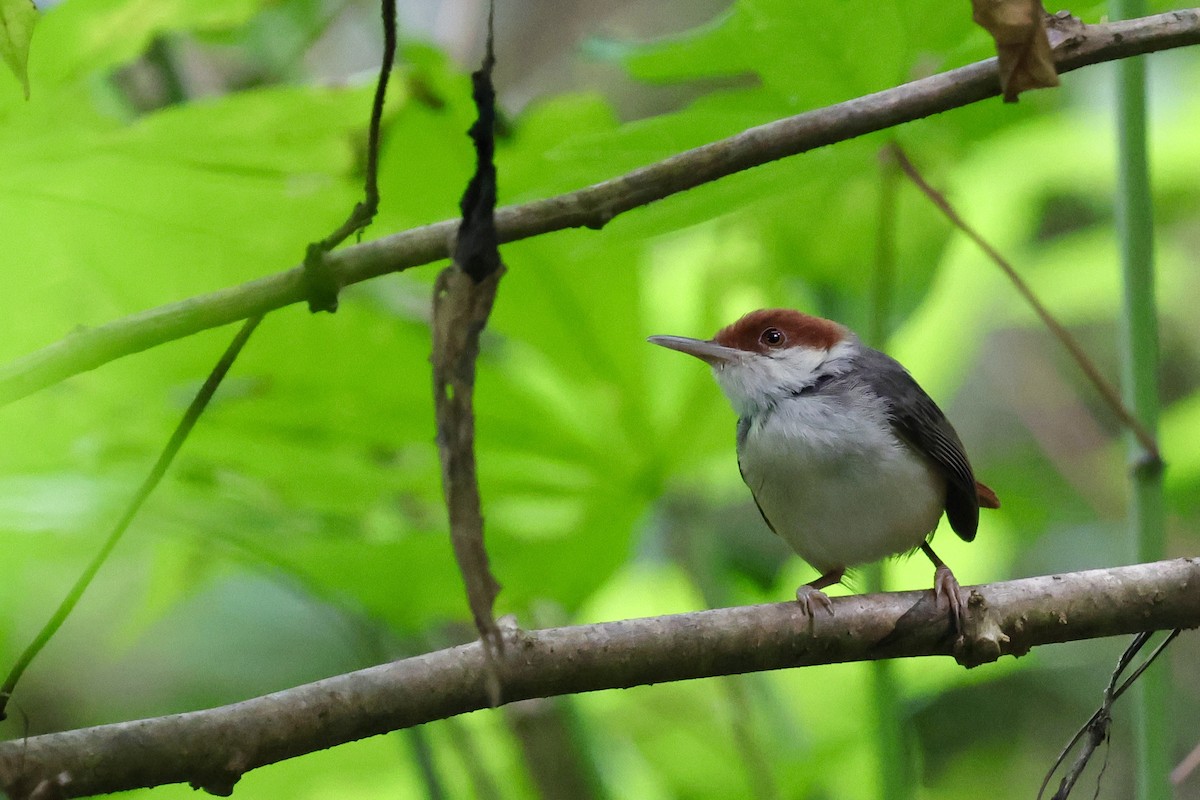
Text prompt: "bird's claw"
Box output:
[[932, 564, 968, 635], [795, 584, 835, 618]]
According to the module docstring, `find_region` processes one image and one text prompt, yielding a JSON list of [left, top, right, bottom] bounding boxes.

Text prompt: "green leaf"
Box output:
[[0, 83, 370, 364], [0, 0, 36, 99], [27, 0, 273, 93], [625, 0, 993, 107]]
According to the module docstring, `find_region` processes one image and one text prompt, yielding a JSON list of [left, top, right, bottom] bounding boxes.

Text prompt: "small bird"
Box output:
[[649, 308, 999, 625]]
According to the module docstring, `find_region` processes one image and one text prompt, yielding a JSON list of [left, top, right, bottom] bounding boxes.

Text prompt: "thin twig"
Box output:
[[1038, 630, 1181, 799], [887, 144, 1163, 465], [1, 10, 1196, 406], [0, 558, 1196, 799], [1039, 632, 1150, 800], [0, 314, 263, 722], [301, 0, 397, 312]]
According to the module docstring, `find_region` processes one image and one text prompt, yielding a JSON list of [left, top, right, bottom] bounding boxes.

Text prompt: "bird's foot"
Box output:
[[922, 543, 969, 636], [794, 568, 843, 619], [932, 563, 968, 635], [795, 584, 835, 618]]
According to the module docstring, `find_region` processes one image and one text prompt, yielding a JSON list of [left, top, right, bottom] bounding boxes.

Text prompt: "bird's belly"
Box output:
[[740, 418, 946, 572]]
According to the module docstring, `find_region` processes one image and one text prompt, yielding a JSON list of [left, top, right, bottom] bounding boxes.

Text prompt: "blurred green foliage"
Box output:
[[0, 0, 1198, 798]]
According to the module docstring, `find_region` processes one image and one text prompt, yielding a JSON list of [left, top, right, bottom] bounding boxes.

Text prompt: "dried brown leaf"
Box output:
[[431, 263, 506, 675], [971, 0, 1060, 101]]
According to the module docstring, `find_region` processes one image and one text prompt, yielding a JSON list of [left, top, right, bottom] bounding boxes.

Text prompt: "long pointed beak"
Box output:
[[647, 335, 742, 366]]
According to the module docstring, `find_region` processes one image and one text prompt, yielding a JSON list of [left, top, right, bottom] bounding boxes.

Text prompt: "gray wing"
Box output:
[[852, 348, 981, 542], [737, 416, 778, 535]]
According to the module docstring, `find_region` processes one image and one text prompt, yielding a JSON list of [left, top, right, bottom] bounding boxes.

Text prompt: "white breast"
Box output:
[[737, 394, 946, 573]]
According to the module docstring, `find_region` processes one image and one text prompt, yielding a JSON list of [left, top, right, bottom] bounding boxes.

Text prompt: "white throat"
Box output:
[[711, 338, 857, 418]]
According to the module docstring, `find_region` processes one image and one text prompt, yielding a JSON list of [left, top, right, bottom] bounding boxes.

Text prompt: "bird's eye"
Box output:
[[759, 327, 786, 347]]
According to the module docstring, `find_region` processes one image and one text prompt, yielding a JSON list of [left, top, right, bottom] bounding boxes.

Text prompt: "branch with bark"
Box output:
[[0, 559, 1195, 798], [1, 9, 1197, 406]]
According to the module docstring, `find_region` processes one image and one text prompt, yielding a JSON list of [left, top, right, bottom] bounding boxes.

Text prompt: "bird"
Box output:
[[648, 308, 999, 626]]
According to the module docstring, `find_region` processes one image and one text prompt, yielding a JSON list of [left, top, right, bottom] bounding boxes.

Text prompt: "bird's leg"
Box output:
[[795, 568, 844, 617], [921, 543, 967, 633]]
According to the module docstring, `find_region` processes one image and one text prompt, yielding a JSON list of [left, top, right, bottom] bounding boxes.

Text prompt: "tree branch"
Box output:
[[1, 9, 1197, 406], [0, 559, 1196, 798]]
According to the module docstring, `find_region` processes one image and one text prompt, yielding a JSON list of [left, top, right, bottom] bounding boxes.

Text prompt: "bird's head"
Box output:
[[648, 308, 856, 417]]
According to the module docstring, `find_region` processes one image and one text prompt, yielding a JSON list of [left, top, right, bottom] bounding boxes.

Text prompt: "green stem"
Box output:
[[868, 149, 897, 348], [0, 315, 263, 719], [1110, 1, 1170, 797], [866, 146, 914, 800]]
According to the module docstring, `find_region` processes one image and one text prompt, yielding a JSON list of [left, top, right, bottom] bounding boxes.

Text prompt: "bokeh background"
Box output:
[[1, 0, 1198, 797]]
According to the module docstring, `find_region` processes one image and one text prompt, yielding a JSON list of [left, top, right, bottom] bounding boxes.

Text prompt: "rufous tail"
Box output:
[[976, 481, 1000, 509]]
